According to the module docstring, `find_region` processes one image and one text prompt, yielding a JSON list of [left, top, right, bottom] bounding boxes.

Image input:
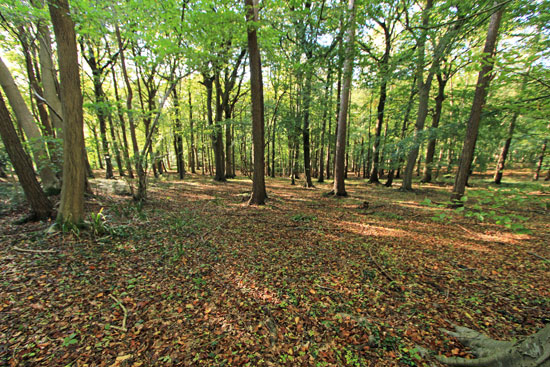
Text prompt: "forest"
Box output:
[[0, 0, 549, 366]]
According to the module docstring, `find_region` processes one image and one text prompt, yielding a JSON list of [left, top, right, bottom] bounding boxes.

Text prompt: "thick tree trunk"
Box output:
[[0, 92, 52, 219], [246, 0, 267, 205], [333, 0, 356, 196], [49, 0, 86, 224], [301, 68, 314, 188], [0, 56, 59, 192], [422, 74, 447, 183], [452, 7, 504, 203]]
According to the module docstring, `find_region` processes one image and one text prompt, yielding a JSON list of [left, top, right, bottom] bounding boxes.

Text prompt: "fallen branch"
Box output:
[[528, 251, 549, 262], [12, 246, 56, 254], [367, 246, 395, 282], [109, 294, 128, 332]]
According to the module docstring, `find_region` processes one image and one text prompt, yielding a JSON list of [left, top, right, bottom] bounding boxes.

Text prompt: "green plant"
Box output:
[[290, 213, 317, 222], [89, 208, 107, 236], [62, 333, 78, 347]]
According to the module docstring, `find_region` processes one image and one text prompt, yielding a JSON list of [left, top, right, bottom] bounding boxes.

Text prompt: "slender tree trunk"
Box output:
[[333, 0, 356, 196], [111, 67, 133, 178], [493, 113, 517, 184], [188, 88, 196, 174], [422, 73, 447, 183], [0, 92, 52, 219], [318, 69, 331, 183], [401, 0, 433, 191], [211, 75, 226, 181], [116, 25, 144, 199], [84, 44, 114, 179], [533, 125, 548, 180], [172, 88, 185, 179], [48, 0, 85, 223], [246, 0, 267, 204], [301, 68, 314, 187], [494, 70, 530, 184], [108, 110, 124, 177], [0, 56, 59, 191], [452, 7, 504, 202]]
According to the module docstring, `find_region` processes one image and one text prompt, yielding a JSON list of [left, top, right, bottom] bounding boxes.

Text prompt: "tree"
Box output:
[[48, 0, 86, 224], [452, 6, 504, 203], [0, 56, 59, 192], [245, 0, 267, 205], [333, 0, 356, 196], [0, 91, 52, 220]]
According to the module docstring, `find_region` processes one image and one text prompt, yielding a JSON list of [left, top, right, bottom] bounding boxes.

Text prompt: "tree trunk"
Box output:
[[49, 0, 86, 224], [318, 69, 331, 183], [188, 88, 196, 174], [452, 7, 504, 203], [300, 68, 315, 187], [84, 43, 114, 179], [534, 133, 547, 181], [246, 0, 267, 204], [422, 73, 447, 183], [494, 70, 529, 184], [111, 67, 133, 178], [116, 24, 143, 199], [437, 324, 550, 367], [401, 0, 433, 191], [172, 87, 185, 179], [211, 75, 226, 181], [333, 0, 356, 196], [0, 56, 59, 192], [0, 91, 52, 219]]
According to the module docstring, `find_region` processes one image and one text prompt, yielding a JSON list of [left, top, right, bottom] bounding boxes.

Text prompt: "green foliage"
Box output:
[[290, 213, 317, 222], [62, 333, 79, 347]]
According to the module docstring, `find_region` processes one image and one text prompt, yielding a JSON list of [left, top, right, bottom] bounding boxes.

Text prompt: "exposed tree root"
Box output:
[[437, 324, 550, 367]]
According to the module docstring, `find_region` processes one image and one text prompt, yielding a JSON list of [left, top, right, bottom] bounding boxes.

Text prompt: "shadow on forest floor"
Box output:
[[1, 172, 549, 366]]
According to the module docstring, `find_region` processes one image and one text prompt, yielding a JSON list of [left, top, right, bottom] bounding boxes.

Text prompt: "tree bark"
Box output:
[[245, 0, 267, 205], [188, 88, 196, 173], [0, 92, 52, 219], [48, 0, 86, 224], [333, 0, 356, 196], [172, 87, 185, 179], [494, 70, 529, 184], [111, 66, 133, 178], [422, 73, 447, 183], [0, 56, 59, 192], [452, 7, 504, 203], [534, 130, 547, 181]]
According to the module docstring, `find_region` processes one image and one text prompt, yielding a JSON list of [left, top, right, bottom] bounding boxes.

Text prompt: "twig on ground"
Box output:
[[109, 294, 128, 332], [367, 246, 395, 282], [12, 246, 56, 254], [528, 252, 549, 262]]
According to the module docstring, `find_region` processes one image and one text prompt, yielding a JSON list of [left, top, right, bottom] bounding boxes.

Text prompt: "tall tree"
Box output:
[[333, 0, 356, 196], [0, 91, 52, 220], [48, 0, 86, 224], [452, 6, 504, 203], [0, 56, 59, 192], [245, 0, 267, 205]]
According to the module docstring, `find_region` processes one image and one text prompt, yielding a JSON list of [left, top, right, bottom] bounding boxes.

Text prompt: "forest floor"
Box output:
[[1, 171, 549, 366]]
